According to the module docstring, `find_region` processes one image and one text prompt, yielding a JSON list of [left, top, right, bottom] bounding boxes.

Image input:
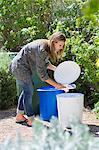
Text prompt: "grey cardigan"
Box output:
[[10, 39, 51, 83]]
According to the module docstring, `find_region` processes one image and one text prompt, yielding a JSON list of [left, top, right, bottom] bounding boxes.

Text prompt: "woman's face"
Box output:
[[53, 40, 65, 54]]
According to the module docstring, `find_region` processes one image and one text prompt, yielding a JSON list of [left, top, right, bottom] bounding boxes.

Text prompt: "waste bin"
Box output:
[[37, 86, 64, 121], [32, 74, 48, 114], [57, 93, 84, 129]]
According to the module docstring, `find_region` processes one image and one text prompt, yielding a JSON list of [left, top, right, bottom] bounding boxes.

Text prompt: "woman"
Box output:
[[10, 32, 68, 127]]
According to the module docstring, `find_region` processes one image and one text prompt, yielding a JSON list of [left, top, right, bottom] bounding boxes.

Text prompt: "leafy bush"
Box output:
[[47, 0, 99, 109], [93, 102, 99, 119], [0, 52, 17, 110], [0, 0, 52, 51], [0, 118, 99, 150], [65, 34, 99, 107]]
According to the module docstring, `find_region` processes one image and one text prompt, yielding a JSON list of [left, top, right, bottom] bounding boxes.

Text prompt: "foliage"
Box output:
[[0, 52, 17, 110], [65, 33, 99, 106], [93, 102, 99, 119], [82, 0, 99, 16], [47, 0, 99, 109], [0, 118, 99, 150], [47, 0, 83, 37], [0, 0, 52, 51]]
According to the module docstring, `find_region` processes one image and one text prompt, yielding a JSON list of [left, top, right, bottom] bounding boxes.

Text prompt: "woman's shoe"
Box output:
[[16, 114, 28, 123], [27, 119, 33, 127]]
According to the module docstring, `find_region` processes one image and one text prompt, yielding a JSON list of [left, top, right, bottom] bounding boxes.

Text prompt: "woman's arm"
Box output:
[[47, 63, 57, 71], [45, 78, 66, 89]]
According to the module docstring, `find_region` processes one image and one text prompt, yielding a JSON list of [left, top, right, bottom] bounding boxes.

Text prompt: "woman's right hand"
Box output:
[[55, 83, 69, 92], [45, 78, 69, 92], [55, 83, 66, 89]]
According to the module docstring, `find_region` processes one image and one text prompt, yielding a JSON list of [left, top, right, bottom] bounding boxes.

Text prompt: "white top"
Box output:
[[54, 61, 81, 84]]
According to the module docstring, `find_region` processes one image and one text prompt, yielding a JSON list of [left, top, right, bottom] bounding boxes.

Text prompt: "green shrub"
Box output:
[[93, 102, 99, 119], [0, 118, 99, 150], [47, 0, 99, 109], [65, 34, 99, 106], [0, 52, 17, 110], [0, 0, 52, 51]]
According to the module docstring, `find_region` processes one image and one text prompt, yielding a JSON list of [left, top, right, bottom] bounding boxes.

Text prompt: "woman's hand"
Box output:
[[45, 78, 69, 92], [55, 83, 66, 89], [55, 83, 69, 92], [47, 63, 57, 71], [61, 87, 69, 93]]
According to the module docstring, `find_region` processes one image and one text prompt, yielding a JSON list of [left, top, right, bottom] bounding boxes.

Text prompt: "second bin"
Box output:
[[37, 86, 64, 121]]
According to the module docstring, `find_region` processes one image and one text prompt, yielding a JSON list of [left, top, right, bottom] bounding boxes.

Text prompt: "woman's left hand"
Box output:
[[47, 64, 57, 71], [62, 87, 69, 93]]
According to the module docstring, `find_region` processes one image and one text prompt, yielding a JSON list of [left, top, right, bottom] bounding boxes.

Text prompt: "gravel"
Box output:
[[0, 108, 99, 143]]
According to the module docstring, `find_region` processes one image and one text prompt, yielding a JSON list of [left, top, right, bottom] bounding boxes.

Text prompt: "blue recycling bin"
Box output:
[[37, 86, 64, 121]]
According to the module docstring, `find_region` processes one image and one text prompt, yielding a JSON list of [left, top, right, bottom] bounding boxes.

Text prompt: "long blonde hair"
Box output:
[[48, 32, 66, 63]]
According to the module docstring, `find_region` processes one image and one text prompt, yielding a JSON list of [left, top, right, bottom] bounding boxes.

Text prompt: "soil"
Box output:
[[0, 108, 99, 144]]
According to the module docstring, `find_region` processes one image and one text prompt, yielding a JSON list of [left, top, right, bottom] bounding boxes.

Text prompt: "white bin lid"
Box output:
[[54, 61, 81, 84]]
